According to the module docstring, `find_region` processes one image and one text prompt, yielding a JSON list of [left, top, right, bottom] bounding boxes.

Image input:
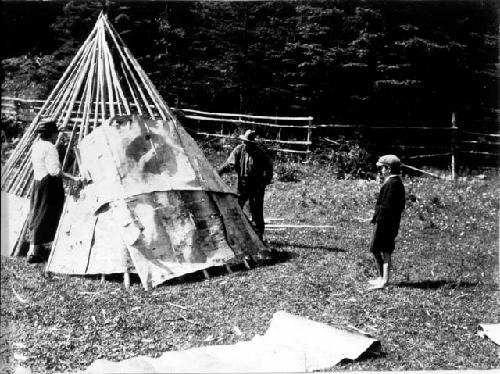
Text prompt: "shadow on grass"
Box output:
[[160, 251, 297, 286], [160, 275, 482, 291], [257, 249, 298, 266], [339, 341, 386, 365], [395, 279, 479, 289], [266, 240, 346, 253], [77, 250, 297, 289]]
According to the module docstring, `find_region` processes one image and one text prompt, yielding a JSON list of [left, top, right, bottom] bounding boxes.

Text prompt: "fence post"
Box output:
[[306, 117, 313, 154], [451, 112, 457, 180]]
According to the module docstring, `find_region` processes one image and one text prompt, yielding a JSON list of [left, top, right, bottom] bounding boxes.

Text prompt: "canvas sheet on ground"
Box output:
[[85, 311, 380, 373], [47, 115, 268, 289], [77, 115, 233, 208]]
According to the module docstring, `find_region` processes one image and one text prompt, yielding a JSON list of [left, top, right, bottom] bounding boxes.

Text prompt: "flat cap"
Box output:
[[376, 154, 401, 167], [36, 120, 59, 134], [239, 129, 257, 142]]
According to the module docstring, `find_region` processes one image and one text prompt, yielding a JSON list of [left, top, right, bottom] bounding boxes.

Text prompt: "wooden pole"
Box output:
[[101, 26, 116, 119], [102, 17, 157, 119], [46, 38, 95, 118], [97, 23, 107, 125], [79, 35, 98, 139], [111, 22, 171, 121], [104, 19, 142, 115], [107, 47, 130, 115], [20, 176, 33, 198], [53, 37, 97, 125], [12, 219, 29, 256], [306, 117, 313, 154], [2, 129, 38, 189], [60, 36, 97, 133], [121, 62, 141, 115], [11, 154, 33, 196], [451, 112, 457, 180], [123, 272, 130, 289], [265, 224, 336, 229], [2, 20, 98, 178], [401, 163, 442, 179], [93, 35, 102, 129]]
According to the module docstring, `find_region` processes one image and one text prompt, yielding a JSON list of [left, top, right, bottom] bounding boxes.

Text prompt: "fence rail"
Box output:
[[2, 97, 498, 172], [316, 123, 454, 130], [180, 108, 313, 122]]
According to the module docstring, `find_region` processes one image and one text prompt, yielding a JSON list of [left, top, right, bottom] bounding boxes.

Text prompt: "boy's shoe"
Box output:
[[368, 277, 383, 285], [368, 281, 388, 290]]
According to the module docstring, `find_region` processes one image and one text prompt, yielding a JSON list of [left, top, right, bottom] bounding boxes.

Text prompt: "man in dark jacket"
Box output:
[[368, 154, 405, 289], [218, 130, 273, 240]]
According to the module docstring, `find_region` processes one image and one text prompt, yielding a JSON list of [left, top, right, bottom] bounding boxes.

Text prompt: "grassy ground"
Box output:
[[1, 161, 499, 373]]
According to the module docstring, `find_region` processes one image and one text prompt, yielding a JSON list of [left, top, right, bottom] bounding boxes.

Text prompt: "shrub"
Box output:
[[1, 115, 26, 140], [276, 163, 301, 182], [1, 116, 26, 165], [318, 137, 373, 179]]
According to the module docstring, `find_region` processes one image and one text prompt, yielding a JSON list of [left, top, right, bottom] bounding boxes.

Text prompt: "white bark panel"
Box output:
[[77, 116, 234, 211], [0, 192, 30, 256], [46, 195, 98, 274]]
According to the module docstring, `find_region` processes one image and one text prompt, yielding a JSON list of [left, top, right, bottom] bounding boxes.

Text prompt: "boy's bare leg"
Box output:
[[381, 252, 392, 286], [369, 252, 391, 289], [369, 252, 384, 284]]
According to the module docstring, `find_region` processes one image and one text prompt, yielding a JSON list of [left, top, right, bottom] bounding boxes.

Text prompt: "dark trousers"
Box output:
[[29, 175, 64, 245], [238, 181, 266, 239], [369, 221, 399, 254]]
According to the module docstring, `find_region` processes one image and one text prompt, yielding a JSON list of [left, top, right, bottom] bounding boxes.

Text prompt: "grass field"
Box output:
[[1, 161, 499, 373]]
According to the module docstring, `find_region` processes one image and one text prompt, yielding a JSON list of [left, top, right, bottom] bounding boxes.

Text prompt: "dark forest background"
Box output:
[[1, 1, 499, 139]]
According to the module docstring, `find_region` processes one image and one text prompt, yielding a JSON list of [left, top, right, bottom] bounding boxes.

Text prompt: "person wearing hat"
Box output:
[[27, 119, 81, 263], [217, 129, 273, 240], [367, 154, 405, 290]]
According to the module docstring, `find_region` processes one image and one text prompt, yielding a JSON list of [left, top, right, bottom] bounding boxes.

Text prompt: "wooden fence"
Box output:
[[1, 97, 314, 154], [314, 113, 499, 175], [179, 108, 313, 154], [2, 96, 41, 123], [2, 97, 499, 174]]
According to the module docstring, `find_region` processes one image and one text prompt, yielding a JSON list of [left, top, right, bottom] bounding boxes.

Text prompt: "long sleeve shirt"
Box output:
[[218, 143, 273, 186], [31, 140, 61, 181], [371, 175, 405, 225]]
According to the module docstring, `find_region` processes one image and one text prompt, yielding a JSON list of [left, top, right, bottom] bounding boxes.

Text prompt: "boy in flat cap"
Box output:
[[368, 154, 405, 290]]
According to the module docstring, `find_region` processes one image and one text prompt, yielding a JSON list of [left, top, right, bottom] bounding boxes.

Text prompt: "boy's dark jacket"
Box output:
[[371, 176, 405, 225]]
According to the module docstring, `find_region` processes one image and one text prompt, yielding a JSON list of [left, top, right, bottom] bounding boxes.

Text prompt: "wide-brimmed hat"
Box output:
[[36, 120, 59, 135], [238, 129, 256, 142], [376, 154, 401, 168]]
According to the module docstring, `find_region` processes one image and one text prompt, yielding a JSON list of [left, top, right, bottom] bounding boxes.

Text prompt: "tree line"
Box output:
[[1, 0, 498, 134]]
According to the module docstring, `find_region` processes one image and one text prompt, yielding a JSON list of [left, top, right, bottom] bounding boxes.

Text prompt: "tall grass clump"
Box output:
[[314, 137, 374, 179]]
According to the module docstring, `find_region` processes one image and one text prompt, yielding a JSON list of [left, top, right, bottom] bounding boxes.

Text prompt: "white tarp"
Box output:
[[478, 323, 500, 345], [1, 191, 30, 257], [86, 311, 380, 373]]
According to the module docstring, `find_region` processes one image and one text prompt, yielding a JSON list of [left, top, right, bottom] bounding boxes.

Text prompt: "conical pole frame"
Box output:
[[1, 12, 178, 257]]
